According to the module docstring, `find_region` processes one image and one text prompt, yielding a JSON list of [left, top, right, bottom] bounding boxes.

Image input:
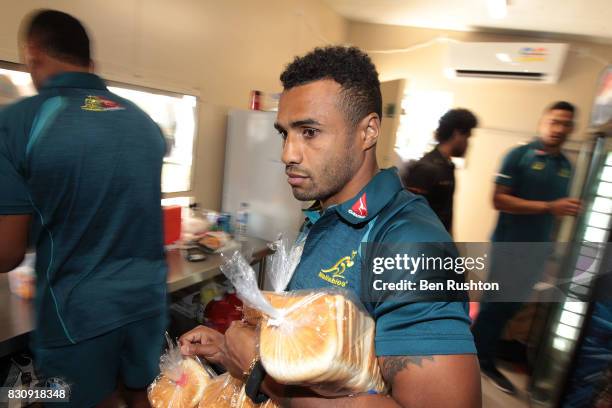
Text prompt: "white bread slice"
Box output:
[[198, 373, 241, 407], [149, 358, 211, 408], [196, 372, 282, 408], [260, 293, 342, 382], [259, 292, 387, 396]]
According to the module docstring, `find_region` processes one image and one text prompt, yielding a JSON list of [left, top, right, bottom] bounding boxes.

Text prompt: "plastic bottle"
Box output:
[[235, 202, 249, 241]]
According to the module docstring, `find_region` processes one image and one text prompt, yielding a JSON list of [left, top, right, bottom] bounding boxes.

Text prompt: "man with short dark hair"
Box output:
[[180, 46, 480, 408], [490, 100, 579, 242], [0, 9, 166, 407], [402, 108, 478, 234], [472, 101, 580, 394]]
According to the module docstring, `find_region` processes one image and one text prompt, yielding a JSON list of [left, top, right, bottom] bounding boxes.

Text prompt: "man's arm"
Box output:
[[0, 214, 30, 272], [0, 122, 33, 270], [261, 354, 481, 408], [183, 314, 481, 407], [493, 184, 580, 216], [379, 354, 480, 408]]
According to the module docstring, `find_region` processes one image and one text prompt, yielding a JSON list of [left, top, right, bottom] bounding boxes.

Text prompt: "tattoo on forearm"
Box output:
[[380, 356, 435, 383]]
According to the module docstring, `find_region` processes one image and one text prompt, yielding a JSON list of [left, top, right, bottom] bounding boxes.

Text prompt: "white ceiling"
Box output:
[[325, 0, 612, 42]]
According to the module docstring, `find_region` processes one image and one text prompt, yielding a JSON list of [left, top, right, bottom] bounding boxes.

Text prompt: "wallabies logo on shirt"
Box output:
[[81, 96, 125, 112], [318, 250, 357, 287]]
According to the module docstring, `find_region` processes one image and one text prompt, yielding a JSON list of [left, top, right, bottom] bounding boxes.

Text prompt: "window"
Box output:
[[394, 89, 454, 163], [108, 85, 197, 194], [0, 64, 36, 102], [0, 62, 197, 195]]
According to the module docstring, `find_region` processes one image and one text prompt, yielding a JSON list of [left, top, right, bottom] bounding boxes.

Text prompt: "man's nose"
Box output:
[[281, 132, 302, 165]]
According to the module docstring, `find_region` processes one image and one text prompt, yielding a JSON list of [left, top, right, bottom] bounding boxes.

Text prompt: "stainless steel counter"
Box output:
[[0, 236, 271, 358], [167, 237, 271, 292]]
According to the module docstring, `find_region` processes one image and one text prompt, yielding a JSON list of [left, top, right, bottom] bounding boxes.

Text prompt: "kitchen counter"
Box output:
[[0, 236, 271, 358], [167, 236, 271, 292]]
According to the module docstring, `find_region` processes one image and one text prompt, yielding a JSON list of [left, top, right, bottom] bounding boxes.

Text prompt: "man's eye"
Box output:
[[551, 120, 573, 128], [278, 131, 287, 140], [302, 128, 319, 138]]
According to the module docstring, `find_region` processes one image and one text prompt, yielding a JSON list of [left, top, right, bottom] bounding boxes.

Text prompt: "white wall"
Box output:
[[4, 3, 611, 241], [348, 22, 612, 241], [0, 0, 348, 209]]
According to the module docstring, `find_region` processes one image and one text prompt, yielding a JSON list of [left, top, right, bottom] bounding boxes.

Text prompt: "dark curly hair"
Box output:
[[435, 108, 478, 143], [280, 46, 382, 128]]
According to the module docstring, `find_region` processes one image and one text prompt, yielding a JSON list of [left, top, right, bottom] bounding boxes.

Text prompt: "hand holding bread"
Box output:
[[221, 250, 388, 397], [148, 336, 216, 408], [179, 325, 226, 365]]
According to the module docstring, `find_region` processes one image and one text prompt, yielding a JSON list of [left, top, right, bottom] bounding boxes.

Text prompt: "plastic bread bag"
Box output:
[[234, 383, 281, 408], [220, 251, 387, 398], [242, 237, 303, 325], [198, 373, 281, 407], [266, 236, 304, 293], [197, 373, 242, 407], [148, 334, 217, 408]]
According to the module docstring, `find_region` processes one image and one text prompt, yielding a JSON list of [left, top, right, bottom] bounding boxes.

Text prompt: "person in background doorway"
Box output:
[[401, 108, 478, 235], [472, 101, 580, 395], [0, 9, 167, 407]]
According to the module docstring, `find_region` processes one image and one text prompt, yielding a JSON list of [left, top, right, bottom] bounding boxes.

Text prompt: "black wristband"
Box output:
[[245, 360, 269, 403]]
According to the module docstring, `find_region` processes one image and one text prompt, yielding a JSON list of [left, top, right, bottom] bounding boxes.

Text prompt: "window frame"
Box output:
[[0, 60, 199, 198]]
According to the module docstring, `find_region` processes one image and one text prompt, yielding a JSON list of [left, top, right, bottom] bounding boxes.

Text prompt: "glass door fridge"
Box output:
[[529, 66, 612, 408]]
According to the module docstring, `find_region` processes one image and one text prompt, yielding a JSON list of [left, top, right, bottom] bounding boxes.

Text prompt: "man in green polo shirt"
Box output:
[[180, 46, 480, 407], [472, 101, 580, 394], [0, 10, 166, 407]]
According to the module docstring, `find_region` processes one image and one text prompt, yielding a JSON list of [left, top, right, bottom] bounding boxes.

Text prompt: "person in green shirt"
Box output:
[[473, 101, 580, 394], [180, 46, 480, 408], [0, 10, 166, 407]]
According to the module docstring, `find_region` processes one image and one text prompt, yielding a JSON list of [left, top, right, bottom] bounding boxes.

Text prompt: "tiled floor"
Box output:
[[482, 365, 531, 408]]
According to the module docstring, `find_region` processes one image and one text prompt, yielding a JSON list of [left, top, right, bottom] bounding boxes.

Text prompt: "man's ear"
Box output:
[[23, 42, 44, 68], [360, 113, 380, 151], [450, 129, 460, 142], [22, 43, 35, 66], [450, 129, 467, 143]]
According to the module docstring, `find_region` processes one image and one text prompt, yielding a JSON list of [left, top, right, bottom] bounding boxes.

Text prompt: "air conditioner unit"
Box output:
[[446, 42, 569, 83]]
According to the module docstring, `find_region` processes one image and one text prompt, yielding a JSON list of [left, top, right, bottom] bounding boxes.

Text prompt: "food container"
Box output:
[[8, 253, 36, 300]]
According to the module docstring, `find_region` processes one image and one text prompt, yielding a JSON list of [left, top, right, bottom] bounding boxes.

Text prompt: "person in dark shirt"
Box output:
[[402, 108, 478, 234]]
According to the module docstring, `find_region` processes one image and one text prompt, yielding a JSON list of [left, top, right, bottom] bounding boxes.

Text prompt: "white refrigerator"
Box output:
[[222, 109, 304, 242]]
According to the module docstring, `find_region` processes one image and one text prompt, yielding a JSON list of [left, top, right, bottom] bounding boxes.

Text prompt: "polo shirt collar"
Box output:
[[302, 201, 323, 225], [41, 72, 107, 91], [532, 138, 546, 151], [532, 137, 564, 159], [301, 168, 403, 225], [336, 167, 402, 224]]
